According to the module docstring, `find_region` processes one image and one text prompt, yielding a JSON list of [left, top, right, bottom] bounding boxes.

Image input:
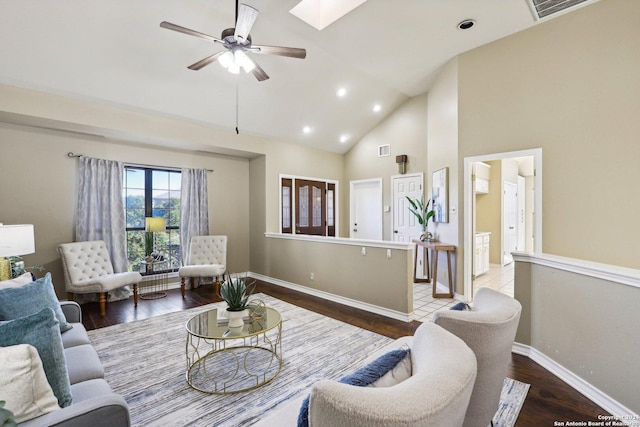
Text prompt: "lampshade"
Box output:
[[0, 224, 35, 258], [145, 217, 166, 232]]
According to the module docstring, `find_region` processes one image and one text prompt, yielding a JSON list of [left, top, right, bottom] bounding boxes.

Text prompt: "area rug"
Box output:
[[87, 294, 528, 426]]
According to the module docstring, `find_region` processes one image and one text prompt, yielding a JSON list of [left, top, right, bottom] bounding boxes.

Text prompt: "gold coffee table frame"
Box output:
[[185, 306, 282, 394]]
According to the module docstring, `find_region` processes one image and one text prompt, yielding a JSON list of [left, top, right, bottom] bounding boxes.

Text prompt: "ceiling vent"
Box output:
[[528, 0, 595, 20]]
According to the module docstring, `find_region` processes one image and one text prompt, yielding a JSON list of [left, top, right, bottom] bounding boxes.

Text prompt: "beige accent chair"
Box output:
[[178, 235, 227, 297], [433, 287, 522, 427], [58, 240, 142, 317], [305, 322, 478, 427]]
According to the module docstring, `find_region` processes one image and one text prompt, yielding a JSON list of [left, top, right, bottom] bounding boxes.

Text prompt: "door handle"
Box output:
[[394, 230, 398, 234], [353, 229, 358, 232], [509, 226, 515, 230]]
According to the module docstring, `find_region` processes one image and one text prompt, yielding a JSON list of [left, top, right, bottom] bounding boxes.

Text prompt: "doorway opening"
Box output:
[[463, 149, 542, 300]]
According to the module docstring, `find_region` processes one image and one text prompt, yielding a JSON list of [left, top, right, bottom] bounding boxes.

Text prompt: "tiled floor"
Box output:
[[474, 262, 514, 297], [412, 262, 514, 322]]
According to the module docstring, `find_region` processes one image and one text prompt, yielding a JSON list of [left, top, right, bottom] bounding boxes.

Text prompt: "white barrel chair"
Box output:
[[433, 287, 522, 427]]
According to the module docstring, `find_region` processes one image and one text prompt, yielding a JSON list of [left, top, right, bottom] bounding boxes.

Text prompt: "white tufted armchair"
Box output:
[[58, 240, 142, 317], [178, 235, 227, 297]]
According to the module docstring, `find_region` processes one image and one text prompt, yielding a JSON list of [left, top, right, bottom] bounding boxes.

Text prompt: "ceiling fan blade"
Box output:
[[160, 21, 222, 44], [251, 60, 270, 81], [252, 45, 307, 59], [234, 4, 259, 43], [188, 52, 225, 70]]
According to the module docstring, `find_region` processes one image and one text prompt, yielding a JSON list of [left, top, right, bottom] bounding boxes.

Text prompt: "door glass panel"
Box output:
[[282, 187, 291, 229], [299, 185, 309, 227], [327, 189, 334, 227], [312, 186, 322, 227]]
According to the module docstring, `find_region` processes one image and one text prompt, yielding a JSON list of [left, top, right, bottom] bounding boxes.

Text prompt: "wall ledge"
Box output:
[[512, 343, 638, 419], [265, 232, 414, 250], [513, 252, 640, 289]]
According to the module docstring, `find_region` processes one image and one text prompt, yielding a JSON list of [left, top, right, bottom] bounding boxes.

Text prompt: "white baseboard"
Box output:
[[512, 343, 638, 419], [248, 272, 411, 322]]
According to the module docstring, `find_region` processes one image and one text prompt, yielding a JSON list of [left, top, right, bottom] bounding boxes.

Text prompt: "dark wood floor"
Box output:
[[81, 280, 611, 426]]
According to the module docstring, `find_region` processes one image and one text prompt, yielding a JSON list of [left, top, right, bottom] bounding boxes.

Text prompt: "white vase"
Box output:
[[225, 309, 248, 329]]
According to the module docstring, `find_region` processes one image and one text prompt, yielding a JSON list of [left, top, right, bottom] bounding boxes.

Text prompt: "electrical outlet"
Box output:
[[386, 249, 392, 259], [361, 247, 366, 256], [310, 272, 314, 280]]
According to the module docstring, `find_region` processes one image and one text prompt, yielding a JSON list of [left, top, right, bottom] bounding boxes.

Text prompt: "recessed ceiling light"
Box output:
[[302, 126, 312, 134], [457, 19, 475, 30], [373, 104, 382, 113], [336, 87, 347, 97], [339, 134, 350, 143]]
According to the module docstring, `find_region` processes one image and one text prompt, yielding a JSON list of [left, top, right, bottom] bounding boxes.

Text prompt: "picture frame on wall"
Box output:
[[432, 167, 448, 223]]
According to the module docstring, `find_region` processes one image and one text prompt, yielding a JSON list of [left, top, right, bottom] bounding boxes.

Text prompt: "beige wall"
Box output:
[[0, 123, 250, 298], [426, 58, 460, 290], [458, 0, 640, 269], [515, 258, 640, 414], [344, 94, 428, 240], [259, 236, 413, 314], [476, 160, 502, 264]]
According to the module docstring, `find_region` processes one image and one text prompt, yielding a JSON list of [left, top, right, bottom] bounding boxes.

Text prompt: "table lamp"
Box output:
[[0, 224, 35, 281], [144, 217, 166, 257]]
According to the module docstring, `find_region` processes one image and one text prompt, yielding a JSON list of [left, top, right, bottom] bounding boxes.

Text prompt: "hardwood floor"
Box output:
[[81, 280, 612, 426]]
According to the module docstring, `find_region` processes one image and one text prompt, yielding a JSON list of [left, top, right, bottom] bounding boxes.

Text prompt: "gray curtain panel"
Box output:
[[180, 168, 209, 274], [75, 156, 131, 301]]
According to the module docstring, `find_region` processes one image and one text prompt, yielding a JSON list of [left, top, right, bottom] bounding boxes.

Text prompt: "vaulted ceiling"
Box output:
[[0, 0, 597, 153]]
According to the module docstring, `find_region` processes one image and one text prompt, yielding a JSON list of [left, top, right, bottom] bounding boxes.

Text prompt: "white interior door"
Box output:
[[392, 174, 425, 277], [503, 181, 518, 265], [350, 179, 382, 240]]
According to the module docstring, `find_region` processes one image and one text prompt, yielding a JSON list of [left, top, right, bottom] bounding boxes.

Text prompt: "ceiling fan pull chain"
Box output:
[[235, 81, 239, 135]]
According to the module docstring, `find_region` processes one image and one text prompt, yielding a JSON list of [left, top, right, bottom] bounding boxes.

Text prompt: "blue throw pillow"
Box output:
[[450, 302, 471, 311], [0, 273, 72, 332], [297, 348, 410, 427], [0, 308, 73, 408]]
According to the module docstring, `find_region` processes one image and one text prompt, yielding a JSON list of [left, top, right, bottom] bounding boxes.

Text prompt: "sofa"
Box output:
[[255, 321, 478, 427], [0, 272, 129, 427], [19, 301, 131, 427]]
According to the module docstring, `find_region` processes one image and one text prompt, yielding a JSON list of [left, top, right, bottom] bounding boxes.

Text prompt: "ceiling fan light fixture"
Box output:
[[228, 62, 241, 74], [234, 49, 256, 73], [219, 51, 234, 69]]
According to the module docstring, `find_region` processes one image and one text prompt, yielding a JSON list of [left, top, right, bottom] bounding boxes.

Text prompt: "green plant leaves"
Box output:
[[219, 272, 256, 311]]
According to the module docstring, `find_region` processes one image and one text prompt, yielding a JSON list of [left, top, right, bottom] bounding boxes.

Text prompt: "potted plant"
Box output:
[[406, 196, 436, 241], [219, 273, 256, 330]]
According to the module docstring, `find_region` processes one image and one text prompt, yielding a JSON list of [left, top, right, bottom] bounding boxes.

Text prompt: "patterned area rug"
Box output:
[[87, 294, 528, 426]]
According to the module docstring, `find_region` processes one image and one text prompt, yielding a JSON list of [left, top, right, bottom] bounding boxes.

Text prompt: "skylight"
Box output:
[[289, 0, 368, 31]]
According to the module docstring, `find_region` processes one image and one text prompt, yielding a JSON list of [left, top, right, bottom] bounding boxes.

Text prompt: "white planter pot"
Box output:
[[225, 308, 248, 329]]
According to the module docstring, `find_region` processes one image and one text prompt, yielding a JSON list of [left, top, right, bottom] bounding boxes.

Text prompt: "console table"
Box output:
[[412, 240, 456, 298]]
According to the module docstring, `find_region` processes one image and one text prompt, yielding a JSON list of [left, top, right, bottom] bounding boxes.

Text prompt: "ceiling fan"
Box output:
[[160, 0, 306, 81]]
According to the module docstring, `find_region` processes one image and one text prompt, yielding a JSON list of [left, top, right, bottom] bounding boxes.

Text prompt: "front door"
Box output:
[[296, 179, 326, 236]]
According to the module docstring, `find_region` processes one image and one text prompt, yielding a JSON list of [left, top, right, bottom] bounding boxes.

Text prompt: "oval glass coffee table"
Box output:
[[185, 306, 282, 394]]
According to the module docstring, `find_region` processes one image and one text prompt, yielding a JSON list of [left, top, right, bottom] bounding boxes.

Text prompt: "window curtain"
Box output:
[[180, 168, 209, 276], [76, 156, 131, 301]]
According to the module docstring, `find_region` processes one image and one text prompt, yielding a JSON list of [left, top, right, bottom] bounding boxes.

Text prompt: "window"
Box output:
[[281, 176, 336, 237], [123, 167, 181, 272]]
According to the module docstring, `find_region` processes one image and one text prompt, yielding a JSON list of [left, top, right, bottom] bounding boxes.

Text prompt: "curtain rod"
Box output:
[[66, 152, 213, 172]]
